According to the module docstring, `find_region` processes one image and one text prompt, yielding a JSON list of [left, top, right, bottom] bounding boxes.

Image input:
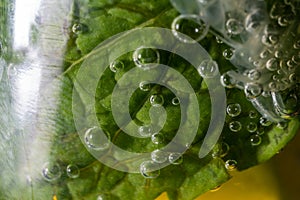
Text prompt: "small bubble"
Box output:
[[278, 15, 291, 26], [226, 18, 243, 35], [212, 142, 229, 158], [198, 59, 218, 78], [139, 81, 151, 91], [172, 97, 180, 106], [168, 153, 183, 165], [138, 125, 153, 138], [84, 127, 110, 151], [269, 82, 277, 91], [266, 58, 279, 71], [256, 126, 265, 135], [269, 35, 279, 45], [250, 134, 262, 146], [97, 194, 111, 200], [248, 69, 261, 81], [293, 40, 300, 49], [260, 49, 270, 58], [247, 122, 258, 133], [133, 47, 160, 69], [150, 94, 164, 107], [223, 49, 234, 60], [229, 121, 242, 132], [289, 73, 297, 83], [172, 14, 209, 43], [140, 161, 160, 179], [216, 36, 224, 44], [244, 83, 262, 98], [109, 60, 124, 73], [72, 23, 83, 34], [277, 121, 288, 129], [259, 117, 272, 126], [66, 164, 80, 179], [210, 185, 222, 192], [292, 54, 300, 64], [249, 110, 258, 119], [245, 9, 266, 32], [42, 162, 61, 181], [220, 72, 237, 88], [274, 50, 284, 59], [225, 160, 237, 171], [151, 149, 168, 163], [226, 103, 241, 117], [262, 91, 271, 97], [151, 132, 164, 145]]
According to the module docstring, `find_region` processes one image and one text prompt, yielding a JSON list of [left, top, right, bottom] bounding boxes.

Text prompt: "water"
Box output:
[[84, 127, 110, 151], [226, 103, 242, 117], [66, 164, 80, 179], [133, 47, 160, 69], [198, 59, 219, 78], [42, 162, 62, 181], [140, 161, 160, 179]]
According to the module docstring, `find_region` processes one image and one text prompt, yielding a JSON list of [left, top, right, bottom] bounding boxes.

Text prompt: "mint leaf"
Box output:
[[0, 0, 299, 200]]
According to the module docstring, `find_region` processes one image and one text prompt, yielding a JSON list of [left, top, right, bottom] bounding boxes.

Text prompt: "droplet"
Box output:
[[245, 9, 266, 32], [247, 122, 258, 133], [292, 54, 300, 64], [223, 49, 234, 60], [274, 50, 284, 59], [260, 49, 270, 59], [226, 103, 241, 117], [220, 72, 237, 88], [248, 69, 261, 81], [212, 142, 230, 158], [151, 149, 168, 163], [259, 117, 272, 126], [250, 134, 262, 146], [225, 160, 237, 171], [277, 121, 288, 129], [266, 58, 279, 71], [139, 81, 151, 92], [244, 83, 262, 98], [84, 127, 110, 151], [269, 82, 277, 91], [229, 121, 242, 132], [210, 185, 222, 192], [278, 15, 291, 27], [42, 162, 61, 181], [249, 110, 258, 119], [151, 132, 165, 145], [109, 60, 124, 73], [140, 161, 160, 179], [172, 14, 209, 43], [150, 94, 164, 107], [289, 73, 297, 83], [168, 152, 183, 165], [293, 40, 300, 49], [198, 59, 218, 78], [66, 164, 80, 179], [215, 36, 224, 44], [287, 60, 296, 71], [226, 18, 243, 35], [72, 23, 83, 34], [269, 34, 279, 45], [133, 47, 160, 69], [172, 97, 180, 106], [256, 126, 265, 135], [138, 125, 153, 138]]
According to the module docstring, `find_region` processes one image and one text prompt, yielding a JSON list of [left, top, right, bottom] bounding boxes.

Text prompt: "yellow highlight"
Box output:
[[53, 195, 57, 200]]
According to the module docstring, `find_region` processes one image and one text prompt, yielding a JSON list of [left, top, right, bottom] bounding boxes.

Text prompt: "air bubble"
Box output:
[[269, 82, 277, 91], [220, 72, 237, 88], [151, 132, 164, 145], [256, 126, 265, 135], [150, 94, 164, 107], [248, 69, 261, 81], [293, 40, 300, 49], [277, 121, 288, 129], [139, 81, 151, 91], [259, 117, 272, 126], [245, 9, 266, 32], [172, 14, 209, 43], [198, 59, 218, 78], [42, 162, 61, 181], [97, 194, 111, 200], [215, 36, 224, 44], [223, 49, 234, 60], [226, 103, 242, 117], [138, 125, 153, 138], [260, 49, 270, 58], [226, 18, 243, 35], [172, 97, 180, 106], [210, 185, 222, 192], [66, 164, 80, 179], [229, 121, 242, 132], [247, 122, 258, 133], [168, 152, 183, 165], [244, 83, 262, 98], [109, 60, 124, 73], [140, 161, 160, 179], [292, 54, 300, 64], [133, 47, 160, 69], [84, 127, 110, 150], [266, 58, 279, 71], [225, 160, 237, 171], [72, 23, 83, 34], [289, 73, 297, 83], [250, 134, 262, 146], [212, 142, 229, 158], [249, 110, 258, 118], [151, 149, 168, 163]]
